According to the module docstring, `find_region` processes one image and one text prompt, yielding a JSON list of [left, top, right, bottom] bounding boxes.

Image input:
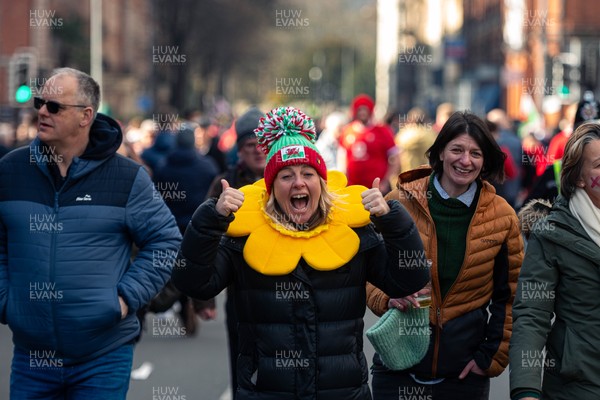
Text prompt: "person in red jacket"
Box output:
[[339, 94, 399, 194]]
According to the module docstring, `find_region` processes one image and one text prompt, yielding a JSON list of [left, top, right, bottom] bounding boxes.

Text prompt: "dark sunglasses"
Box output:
[[33, 97, 89, 114]]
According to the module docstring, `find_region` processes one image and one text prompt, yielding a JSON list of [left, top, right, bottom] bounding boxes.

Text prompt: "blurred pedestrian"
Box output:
[[140, 128, 175, 175], [0, 137, 10, 159], [154, 124, 219, 232], [367, 111, 524, 400], [172, 106, 429, 399], [207, 107, 267, 195], [487, 108, 523, 208], [509, 123, 600, 399], [204, 106, 266, 398], [195, 116, 227, 173], [129, 118, 156, 159], [486, 119, 518, 205], [339, 94, 399, 194], [432, 102, 454, 134], [384, 108, 400, 134], [0, 67, 180, 399], [520, 133, 546, 200], [523, 93, 599, 205], [13, 112, 38, 148], [395, 107, 436, 173], [316, 110, 348, 171], [151, 125, 220, 335], [544, 100, 579, 170]]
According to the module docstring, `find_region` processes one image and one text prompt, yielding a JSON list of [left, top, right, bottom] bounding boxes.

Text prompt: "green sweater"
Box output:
[[428, 178, 478, 299]]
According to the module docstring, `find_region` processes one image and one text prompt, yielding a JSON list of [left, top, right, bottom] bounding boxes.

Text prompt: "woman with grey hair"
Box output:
[[509, 122, 600, 399]]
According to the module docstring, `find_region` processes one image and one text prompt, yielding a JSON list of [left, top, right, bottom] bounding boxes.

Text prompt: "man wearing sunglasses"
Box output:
[[0, 67, 181, 399]]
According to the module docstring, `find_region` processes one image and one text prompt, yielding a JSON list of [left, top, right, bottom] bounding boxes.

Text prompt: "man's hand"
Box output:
[[198, 307, 217, 321], [216, 180, 244, 217], [118, 296, 128, 319], [361, 178, 391, 217]]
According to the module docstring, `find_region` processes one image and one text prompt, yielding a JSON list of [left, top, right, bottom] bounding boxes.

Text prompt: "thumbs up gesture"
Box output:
[[216, 179, 245, 217], [361, 178, 390, 217]]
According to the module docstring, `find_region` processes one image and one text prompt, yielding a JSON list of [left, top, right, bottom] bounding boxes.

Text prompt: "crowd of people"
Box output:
[[1, 67, 599, 399], [3, 88, 597, 217]]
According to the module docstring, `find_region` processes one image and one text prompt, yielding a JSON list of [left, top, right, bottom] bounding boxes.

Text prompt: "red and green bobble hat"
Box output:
[[254, 106, 327, 194]]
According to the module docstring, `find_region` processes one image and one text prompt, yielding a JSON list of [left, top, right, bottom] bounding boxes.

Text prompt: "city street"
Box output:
[[1, 0, 598, 399], [0, 293, 510, 399]]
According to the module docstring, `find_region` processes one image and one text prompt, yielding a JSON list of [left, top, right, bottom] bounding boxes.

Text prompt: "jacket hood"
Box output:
[[81, 113, 123, 160], [539, 196, 600, 264], [517, 198, 552, 238]]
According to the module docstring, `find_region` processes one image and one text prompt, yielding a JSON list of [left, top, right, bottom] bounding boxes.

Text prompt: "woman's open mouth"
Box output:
[[291, 194, 309, 211]]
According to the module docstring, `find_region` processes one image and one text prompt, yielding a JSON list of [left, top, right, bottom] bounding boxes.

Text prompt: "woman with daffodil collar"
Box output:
[[172, 106, 429, 400]]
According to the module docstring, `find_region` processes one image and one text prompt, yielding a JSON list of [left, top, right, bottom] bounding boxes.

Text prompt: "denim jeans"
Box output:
[[10, 344, 134, 400]]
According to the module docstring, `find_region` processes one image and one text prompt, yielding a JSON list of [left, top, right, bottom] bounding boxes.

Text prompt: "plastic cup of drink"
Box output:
[[415, 295, 431, 308]]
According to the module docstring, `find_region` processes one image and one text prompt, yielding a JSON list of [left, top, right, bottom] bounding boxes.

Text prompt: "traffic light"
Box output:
[[8, 52, 37, 106]]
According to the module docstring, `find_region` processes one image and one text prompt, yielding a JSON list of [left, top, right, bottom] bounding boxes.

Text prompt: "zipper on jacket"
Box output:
[[49, 191, 60, 348], [53, 192, 59, 212], [49, 170, 73, 352], [295, 262, 319, 398], [430, 191, 481, 378]]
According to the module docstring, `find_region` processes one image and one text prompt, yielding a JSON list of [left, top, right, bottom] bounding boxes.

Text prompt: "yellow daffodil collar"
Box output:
[[226, 170, 371, 275]]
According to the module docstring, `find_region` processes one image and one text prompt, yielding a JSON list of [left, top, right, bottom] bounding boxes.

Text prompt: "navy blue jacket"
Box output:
[[153, 148, 219, 232], [0, 114, 181, 364], [141, 131, 175, 173]]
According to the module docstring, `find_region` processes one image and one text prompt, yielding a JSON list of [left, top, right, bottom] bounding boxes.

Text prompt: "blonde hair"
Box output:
[[560, 122, 600, 199], [264, 177, 337, 231]]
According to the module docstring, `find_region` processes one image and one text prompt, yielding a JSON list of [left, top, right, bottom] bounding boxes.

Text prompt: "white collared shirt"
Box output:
[[432, 174, 477, 207]]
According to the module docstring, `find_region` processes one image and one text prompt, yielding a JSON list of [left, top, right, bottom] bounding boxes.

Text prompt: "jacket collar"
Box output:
[[394, 166, 496, 211], [30, 113, 122, 183], [541, 196, 600, 264]]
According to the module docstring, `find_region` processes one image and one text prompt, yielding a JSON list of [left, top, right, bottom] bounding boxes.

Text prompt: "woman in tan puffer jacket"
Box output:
[[367, 111, 524, 400]]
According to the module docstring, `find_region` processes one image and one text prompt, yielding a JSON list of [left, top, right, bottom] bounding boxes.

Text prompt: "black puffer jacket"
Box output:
[[172, 199, 429, 400]]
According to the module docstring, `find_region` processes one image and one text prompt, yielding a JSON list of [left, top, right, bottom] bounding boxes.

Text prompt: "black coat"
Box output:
[[172, 199, 429, 400]]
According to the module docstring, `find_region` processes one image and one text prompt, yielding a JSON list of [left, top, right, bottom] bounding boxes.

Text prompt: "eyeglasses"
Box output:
[[33, 97, 89, 114]]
